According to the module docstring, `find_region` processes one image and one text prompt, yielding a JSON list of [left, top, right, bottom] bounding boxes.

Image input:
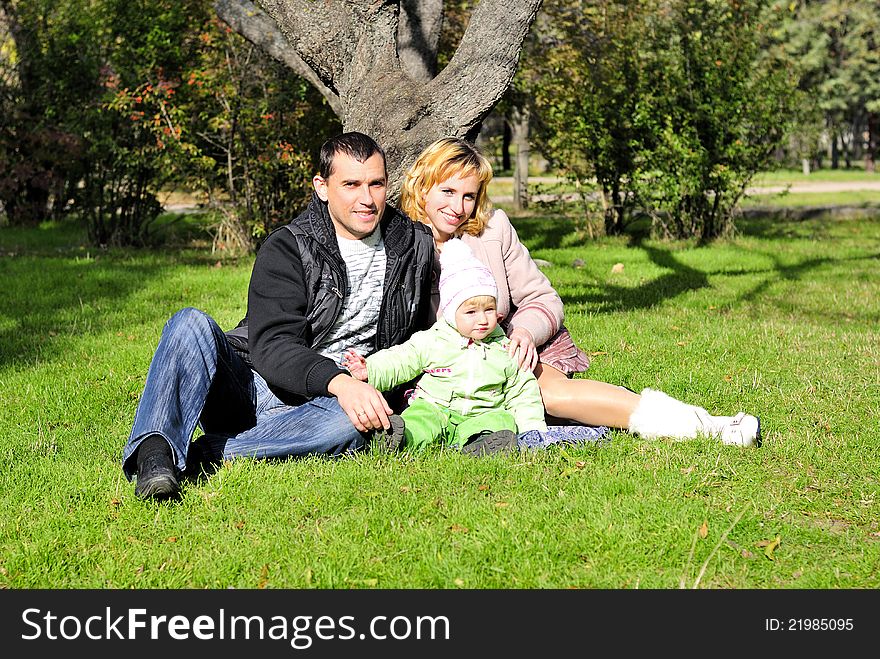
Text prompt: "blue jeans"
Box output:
[[121, 307, 366, 480]]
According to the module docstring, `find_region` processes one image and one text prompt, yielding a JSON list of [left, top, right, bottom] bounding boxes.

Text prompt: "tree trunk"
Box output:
[[866, 112, 877, 174], [510, 107, 530, 210], [215, 0, 542, 199], [831, 132, 839, 169], [502, 120, 512, 172]]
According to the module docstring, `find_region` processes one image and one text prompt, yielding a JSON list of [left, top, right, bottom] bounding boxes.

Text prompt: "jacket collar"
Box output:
[[288, 193, 417, 258]]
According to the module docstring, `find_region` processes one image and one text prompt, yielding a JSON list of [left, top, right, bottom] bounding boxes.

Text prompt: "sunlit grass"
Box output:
[[1, 209, 878, 589]]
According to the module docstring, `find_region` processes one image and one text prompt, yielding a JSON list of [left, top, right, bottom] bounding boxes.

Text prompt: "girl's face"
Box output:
[[423, 173, 481, 242], [454, 297, 499, 341]]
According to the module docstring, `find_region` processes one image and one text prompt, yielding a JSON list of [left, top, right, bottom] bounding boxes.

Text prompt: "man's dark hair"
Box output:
[[319, 132, 386, 179]]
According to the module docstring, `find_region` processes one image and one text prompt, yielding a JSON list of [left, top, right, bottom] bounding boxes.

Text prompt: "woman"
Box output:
[[399, 137, 760, 446]]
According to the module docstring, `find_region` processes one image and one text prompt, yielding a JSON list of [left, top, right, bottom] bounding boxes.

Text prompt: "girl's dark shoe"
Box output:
[[461, 429, 517, 456]]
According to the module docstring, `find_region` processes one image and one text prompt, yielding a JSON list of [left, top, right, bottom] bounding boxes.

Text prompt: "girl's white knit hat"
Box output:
[[438, 238, 498, 324]]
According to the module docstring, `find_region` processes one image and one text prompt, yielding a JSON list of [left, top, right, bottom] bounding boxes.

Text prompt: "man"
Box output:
[[122, 132, 435, 500]]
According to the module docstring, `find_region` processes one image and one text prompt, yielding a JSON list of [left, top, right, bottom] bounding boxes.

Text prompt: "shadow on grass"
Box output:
[[557, 238, 711, 313], [0, 220, 247, 369], [513, 210, 880, 317], [0, 255, 165, 368]]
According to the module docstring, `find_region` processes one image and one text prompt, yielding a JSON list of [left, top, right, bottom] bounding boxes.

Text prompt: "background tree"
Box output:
[[530, 0, 649, 235], [780, 0, 880, 172], [530, 0, 800, 241], [0, 0, 97, 226], [214, 0, 543, 198]]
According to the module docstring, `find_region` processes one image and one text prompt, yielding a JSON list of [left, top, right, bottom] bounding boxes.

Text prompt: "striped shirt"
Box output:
[[315, 229, 386, 364]]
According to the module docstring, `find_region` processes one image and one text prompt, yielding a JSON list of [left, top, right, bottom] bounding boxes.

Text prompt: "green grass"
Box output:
[[751, 167, 879, 185], [1, 209, 879, 589], [744, 191, 880, 208]]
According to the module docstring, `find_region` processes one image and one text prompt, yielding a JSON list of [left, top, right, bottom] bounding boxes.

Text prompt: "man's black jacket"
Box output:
[[226, 193, 435, 405]]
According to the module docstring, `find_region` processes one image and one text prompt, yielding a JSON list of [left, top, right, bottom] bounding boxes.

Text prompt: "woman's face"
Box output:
[[423, 173, 481, 242]]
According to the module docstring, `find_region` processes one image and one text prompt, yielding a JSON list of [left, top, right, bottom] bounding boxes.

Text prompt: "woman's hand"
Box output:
[[507, 327, 539, 372]]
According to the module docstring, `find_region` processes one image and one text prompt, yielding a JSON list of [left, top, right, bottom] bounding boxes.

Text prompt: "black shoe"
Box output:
[[181, 436, 223, 480], [134, 435, 180, 500], [373, 414, 406, 452], [461, 429, 517, 457]]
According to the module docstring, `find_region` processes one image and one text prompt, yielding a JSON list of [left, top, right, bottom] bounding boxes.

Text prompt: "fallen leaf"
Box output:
[[758, 536, 781, 560], [680, 465, 695, 475], [454, 578, 465, 587], [495, 501, 509, 508], [399, 486, 411, 493], [234, 520, 245, 530], [478, 484, 490, 491], [724, 375, 733, 382], [110, 498, 121, 508], [699, 521, 709, 539], [258, 564, 269, 589], [677, 341, 687, 346], [611, 262, 624, 273], [449, 524, 469, 533], [165, 536, 178, 543], [590, 351, 607, 356]]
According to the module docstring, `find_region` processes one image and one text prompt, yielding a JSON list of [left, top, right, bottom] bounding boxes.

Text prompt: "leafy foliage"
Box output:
[[0, 0, 337, 248], [176, 19, 338, 251], [529, 0, 801, 241], [776, 0, 880, 171], [0, 0, 98, 227]]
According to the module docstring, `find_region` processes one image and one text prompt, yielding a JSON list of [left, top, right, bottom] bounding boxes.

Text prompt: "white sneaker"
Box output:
[[709, 412, 761, 447]]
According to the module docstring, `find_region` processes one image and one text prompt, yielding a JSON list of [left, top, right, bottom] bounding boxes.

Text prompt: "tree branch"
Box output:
[[213, 0, 343, 116], [431, 0, 543, 132]]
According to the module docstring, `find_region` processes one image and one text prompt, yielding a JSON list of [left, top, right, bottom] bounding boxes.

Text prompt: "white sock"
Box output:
[[627, 388, 714, 440]]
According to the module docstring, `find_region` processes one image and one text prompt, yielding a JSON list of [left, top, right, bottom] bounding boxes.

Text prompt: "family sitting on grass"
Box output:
[[122, 132, 761, 502]]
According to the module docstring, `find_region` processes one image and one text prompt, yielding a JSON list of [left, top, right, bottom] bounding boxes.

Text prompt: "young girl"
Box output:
[[344, 239, 599, 454], [398, 137, 761, 447]]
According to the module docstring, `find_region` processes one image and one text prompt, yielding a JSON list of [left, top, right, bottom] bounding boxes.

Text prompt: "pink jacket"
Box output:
[[430, 209, 564, 347]]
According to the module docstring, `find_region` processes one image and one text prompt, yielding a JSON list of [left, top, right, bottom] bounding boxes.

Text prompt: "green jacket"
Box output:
[[365, 320, 548, 432]]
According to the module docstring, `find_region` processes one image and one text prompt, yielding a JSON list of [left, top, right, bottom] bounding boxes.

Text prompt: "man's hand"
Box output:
[[507, 327, 539, 372], [341, 349, 368, 381], [328, 372, 392, 432]]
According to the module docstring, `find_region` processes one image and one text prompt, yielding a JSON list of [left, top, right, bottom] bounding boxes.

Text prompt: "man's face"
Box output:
[[313, 152, 387, 240]]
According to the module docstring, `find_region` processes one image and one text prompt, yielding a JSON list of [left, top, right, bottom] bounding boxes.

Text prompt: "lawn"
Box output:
[[0, 206, 878, 590]]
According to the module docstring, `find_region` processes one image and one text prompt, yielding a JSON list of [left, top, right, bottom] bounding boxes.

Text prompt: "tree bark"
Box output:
[[215, 0, 542, 199], [398, 0, 443, 82]]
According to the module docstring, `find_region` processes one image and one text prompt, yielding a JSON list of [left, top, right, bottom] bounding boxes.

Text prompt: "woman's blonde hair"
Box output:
[[400, 137, 494, 236]]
